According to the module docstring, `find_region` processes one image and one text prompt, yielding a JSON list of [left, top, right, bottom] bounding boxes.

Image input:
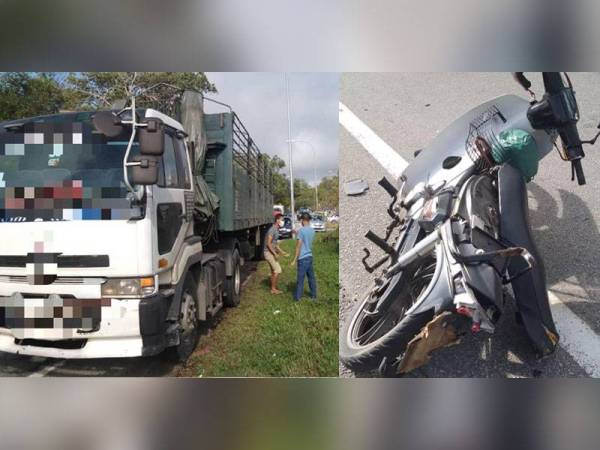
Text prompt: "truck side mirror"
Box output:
[[92, 111, 124, 138], [130, 155, 159, 185], [139, 118, 165, 155]]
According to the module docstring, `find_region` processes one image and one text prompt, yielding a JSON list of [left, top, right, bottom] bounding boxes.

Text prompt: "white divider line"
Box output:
[[549, 292, 600, 377], [339, 102, 408, 179], [340, 102, 599, 377]]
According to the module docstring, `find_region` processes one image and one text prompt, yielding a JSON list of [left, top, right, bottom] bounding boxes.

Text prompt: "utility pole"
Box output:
[[313, 147, 319, 210], [286, 138, 319, 211], [285, 73, 295, 226]]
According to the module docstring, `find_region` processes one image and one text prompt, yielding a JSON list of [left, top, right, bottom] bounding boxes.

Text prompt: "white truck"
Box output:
[[0, 92, 273, 361]]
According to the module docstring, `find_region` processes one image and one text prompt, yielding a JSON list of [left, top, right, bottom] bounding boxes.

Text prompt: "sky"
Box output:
[[204, 73, 339, 186]]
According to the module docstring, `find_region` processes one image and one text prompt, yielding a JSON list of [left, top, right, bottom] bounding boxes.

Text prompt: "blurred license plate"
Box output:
[[0, 293, 109, 338]]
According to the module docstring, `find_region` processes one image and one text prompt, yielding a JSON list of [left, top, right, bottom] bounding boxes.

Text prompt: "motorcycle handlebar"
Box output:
[[512, 72, 532, 91], [558, 117, 586, 185], [514, 72, 587, 185]]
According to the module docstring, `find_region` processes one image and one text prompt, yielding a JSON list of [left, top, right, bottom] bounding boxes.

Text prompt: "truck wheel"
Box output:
[[164, 274, 200, 363], [224, 249, 241, 307]]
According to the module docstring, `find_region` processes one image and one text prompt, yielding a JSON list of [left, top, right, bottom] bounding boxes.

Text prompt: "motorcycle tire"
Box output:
[[339, 252, 438, 374]]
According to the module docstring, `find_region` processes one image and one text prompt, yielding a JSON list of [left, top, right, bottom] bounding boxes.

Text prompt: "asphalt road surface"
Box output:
[[0, 261, 259, 376], [340, 72, 600, 377]]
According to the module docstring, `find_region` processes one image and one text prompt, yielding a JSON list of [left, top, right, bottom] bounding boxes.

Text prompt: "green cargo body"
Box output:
[[202, 112, 274, 232]]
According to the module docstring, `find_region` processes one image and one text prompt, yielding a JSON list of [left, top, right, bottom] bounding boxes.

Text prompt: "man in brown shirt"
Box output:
[[264, 213, 289, 294]]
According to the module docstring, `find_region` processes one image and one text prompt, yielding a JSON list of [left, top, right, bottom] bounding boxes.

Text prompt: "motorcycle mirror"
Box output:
[[92, 111, 124, 138]]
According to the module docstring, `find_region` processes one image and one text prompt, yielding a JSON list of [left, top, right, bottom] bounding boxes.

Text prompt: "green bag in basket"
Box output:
[[491, 128, 540, 182]]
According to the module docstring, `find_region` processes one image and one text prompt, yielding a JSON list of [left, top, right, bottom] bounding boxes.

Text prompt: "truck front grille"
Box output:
[[15, 338, 87, 350], [0, 276, 91, 285]]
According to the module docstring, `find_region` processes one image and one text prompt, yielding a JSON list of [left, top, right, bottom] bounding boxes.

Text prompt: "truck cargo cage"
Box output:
[[202, 112, 274, 232], [231, 113, 272, 188]]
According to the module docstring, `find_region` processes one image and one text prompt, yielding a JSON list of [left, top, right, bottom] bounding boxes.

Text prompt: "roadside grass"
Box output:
[[179, 232, 339, 377]]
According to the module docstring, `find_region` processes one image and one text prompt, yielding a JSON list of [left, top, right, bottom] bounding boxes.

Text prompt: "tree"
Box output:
[[294, 178, 316, 210], [62, 72, 217, 114], [0, 72, 217, 120], [0, 73, 65, 121], [267, 155, 292, 209], [317, 175, 339, 210]]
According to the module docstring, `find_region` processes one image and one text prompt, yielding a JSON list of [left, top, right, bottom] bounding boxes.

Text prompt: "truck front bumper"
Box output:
[[0, 292, 170, 359]]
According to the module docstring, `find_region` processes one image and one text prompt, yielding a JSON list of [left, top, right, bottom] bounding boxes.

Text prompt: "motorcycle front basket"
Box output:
[[465, 105, 507, 173]]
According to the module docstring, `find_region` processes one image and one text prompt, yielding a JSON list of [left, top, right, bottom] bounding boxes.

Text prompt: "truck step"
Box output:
[[207, 300, 223, 317]]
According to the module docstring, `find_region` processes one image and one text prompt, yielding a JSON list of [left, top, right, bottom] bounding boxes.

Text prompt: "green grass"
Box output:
[[180, 232, 339, 377]]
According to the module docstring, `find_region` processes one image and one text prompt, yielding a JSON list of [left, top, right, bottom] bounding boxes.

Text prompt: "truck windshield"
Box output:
[[0, 114, 141, 222]]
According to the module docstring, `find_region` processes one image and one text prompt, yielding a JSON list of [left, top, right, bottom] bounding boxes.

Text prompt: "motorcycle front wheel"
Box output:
[[339, 250, 438, 374]]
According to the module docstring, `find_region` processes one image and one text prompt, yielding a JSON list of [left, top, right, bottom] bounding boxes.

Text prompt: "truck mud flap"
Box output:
[[498, 164, 559, 356], [140, 291, 171, 356]]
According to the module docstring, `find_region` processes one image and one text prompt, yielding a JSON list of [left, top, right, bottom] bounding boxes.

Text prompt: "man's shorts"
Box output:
[[264, 251, 282, 274]]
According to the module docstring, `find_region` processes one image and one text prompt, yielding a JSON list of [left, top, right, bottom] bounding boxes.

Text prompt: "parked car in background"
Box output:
[[327, 214, 339, 223], [279, 217, 294, 239], [297, 207, 311, 220], [310, 214, 326, 232]]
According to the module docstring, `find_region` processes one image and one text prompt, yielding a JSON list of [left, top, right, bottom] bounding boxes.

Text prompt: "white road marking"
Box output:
[[549, 292, 600, 377], [341, 103, 600, 377], [339, 102, 408, 179], [28, 359, 66, 377]]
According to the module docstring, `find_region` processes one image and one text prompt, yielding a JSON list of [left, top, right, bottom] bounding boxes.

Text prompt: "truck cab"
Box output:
[[0, 100, 270, 360]]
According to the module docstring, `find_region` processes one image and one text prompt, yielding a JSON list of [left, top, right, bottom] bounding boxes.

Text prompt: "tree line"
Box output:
[[0, 72, 338, 210], [269, 154, 338, 212], [0, 72, 215, 120]]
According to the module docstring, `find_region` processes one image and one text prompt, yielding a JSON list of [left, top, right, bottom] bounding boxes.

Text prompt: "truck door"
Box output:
[[154, 131, 193, 269]]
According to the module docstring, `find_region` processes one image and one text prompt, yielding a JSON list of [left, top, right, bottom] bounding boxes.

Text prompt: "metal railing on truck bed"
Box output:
[[202, 112, 274, 232], [231, 113, 272, 188]]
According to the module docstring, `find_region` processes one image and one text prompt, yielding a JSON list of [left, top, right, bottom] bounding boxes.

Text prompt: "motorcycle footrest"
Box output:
[[365, 230, 396, 255]]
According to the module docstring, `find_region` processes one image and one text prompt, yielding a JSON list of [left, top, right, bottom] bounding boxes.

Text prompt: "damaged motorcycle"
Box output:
[[339, 72, 598, 376]]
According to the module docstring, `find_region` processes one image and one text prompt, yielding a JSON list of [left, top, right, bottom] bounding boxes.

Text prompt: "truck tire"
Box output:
[[164, 273, 200, 363], [224, 249, 241, 307]]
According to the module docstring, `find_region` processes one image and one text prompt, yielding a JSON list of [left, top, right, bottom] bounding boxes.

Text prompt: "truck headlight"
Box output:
[[101, 276, 156, 298]]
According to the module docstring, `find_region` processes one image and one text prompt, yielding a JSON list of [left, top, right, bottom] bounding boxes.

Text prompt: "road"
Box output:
[[0, 261, 259, 376], [339, 72, 600, 377]]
